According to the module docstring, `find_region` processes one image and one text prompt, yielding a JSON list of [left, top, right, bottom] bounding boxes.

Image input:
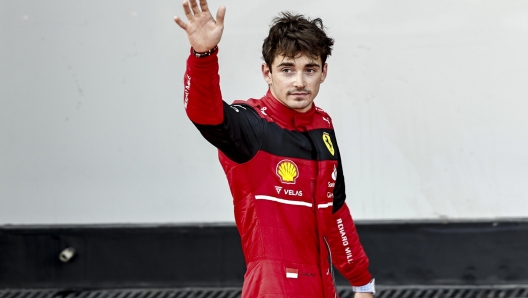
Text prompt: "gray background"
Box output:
[[1, 0, 527, 224]]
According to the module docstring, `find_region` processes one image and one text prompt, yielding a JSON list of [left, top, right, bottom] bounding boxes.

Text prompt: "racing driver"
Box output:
[[174, 0, 376, 297]]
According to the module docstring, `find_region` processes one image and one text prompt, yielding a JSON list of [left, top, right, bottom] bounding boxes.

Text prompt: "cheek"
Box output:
[[309, 80, 322, 90], [273, 78, 288, 89]]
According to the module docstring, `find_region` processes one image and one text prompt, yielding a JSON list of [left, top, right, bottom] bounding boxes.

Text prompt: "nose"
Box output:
[[293, 72, 306, 89]]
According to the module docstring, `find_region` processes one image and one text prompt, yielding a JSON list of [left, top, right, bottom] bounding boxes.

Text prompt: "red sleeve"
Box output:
[[184, 47, 224, 125], [326, 202, 372, 286]]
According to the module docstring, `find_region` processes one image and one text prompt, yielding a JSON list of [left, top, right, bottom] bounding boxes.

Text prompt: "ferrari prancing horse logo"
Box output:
[[322, 132, 335, 156]]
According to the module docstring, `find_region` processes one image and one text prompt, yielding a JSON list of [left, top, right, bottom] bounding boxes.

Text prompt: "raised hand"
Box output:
[[174, 0, 226, 52]]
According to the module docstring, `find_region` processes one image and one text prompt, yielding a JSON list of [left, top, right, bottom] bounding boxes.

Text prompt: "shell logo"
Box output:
[[276, 160, 299, 184], [322, 132, 335, 156]]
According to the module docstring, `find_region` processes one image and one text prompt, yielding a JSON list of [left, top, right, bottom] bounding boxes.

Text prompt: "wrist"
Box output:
[[353, 278, 376, 295], [354, 293, 374, 298], [192, 45, 218, 58]]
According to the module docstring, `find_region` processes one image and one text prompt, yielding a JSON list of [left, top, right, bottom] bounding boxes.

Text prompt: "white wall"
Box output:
[[1, 0, 527, 224]]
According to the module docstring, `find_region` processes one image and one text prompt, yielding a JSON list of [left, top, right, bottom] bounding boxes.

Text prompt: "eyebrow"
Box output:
[[276, 62, 321, 68], [305, 63, 321, 68]]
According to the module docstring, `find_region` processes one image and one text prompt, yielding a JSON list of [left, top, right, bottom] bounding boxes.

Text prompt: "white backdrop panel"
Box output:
[[1, 0, 527, 224]]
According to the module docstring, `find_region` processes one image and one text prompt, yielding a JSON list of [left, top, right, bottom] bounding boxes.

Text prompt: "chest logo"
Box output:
[[276, 160, 299, 184], [322, 132, 335, 156]]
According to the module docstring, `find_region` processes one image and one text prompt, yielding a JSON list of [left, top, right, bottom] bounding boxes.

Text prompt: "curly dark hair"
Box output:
[[262, 12, 334, 70]]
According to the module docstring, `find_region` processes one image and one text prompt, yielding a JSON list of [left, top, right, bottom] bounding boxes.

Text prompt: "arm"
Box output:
[[326, 151, 374, 293], [175, 0, 262, 163], [175, 0, 226, 125], [328, 202, 373, 285], [329, 204, 375, 298]]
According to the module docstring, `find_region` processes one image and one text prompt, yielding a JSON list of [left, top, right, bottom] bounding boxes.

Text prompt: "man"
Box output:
[[174, 0, 375, 297]]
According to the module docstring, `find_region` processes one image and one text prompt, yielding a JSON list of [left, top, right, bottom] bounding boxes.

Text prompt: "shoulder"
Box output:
[[313, 105, 334, 129], [232, 98, 259, 107], [231, 98, 272, 120]]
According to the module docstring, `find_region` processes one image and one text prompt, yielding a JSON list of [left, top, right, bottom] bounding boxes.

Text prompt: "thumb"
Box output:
[[216, 6, 226, 26]]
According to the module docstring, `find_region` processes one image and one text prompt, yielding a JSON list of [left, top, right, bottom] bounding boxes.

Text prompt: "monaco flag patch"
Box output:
[[286, 268, 299, 278]]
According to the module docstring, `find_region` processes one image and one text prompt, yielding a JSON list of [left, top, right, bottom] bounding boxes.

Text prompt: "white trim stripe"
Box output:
[[255, 195, 312, 207], [318, 202, 334, 209]]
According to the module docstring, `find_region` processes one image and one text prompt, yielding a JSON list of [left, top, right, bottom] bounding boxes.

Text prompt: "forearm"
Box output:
[[184, 47, 224, 125], [326, 203, 372, 286]]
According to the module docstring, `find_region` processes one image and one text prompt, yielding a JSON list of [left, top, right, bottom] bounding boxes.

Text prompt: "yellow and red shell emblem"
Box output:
[[276, 160, 299, 184]]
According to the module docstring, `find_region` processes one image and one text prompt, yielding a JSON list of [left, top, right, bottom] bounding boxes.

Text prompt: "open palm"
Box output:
[[174, 0, 226, 53]]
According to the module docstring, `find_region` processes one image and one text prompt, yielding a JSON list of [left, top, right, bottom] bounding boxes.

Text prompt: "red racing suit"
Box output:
[[184, 48, 372, 298]]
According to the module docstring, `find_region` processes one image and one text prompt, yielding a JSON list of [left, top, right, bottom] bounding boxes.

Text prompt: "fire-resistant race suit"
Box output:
[[183, 48, 372, 298]]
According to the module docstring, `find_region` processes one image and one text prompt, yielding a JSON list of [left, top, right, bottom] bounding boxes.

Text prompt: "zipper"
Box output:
[[324, 236, 338, 298], [306, 130, 336, 298]]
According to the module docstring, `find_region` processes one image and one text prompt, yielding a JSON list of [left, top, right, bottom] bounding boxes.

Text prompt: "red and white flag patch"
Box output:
[[286, 268, 298, 279]]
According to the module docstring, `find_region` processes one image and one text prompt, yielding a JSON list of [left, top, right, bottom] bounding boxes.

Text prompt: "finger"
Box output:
[[182, 1, 193, 20], [199, 0, 209, 13], [189, 0, 201, 15], [173, 16, 188, 30], [216, 6, 226, 26]]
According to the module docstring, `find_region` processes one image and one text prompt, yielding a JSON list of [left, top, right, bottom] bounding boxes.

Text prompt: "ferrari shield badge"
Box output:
[[322, 132, 334, 156]]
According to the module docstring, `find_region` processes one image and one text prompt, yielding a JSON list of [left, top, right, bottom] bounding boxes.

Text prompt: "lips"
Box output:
[[288, 89, 311, 96], [288, 91, 311, 96]]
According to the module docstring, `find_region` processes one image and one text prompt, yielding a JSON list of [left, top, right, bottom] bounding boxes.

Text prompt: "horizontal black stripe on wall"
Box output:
[[1, 219, 527, 289]]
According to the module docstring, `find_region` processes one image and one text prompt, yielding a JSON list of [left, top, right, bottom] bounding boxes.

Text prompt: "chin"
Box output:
[[289, 102, 312, 111]]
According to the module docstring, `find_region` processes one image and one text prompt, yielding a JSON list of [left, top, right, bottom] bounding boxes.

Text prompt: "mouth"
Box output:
[[288, 90, 311, 96]]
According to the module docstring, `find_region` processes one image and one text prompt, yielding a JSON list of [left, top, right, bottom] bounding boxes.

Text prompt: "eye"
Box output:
[[306, 68, 316, 73], [281, 68, 292, 73]]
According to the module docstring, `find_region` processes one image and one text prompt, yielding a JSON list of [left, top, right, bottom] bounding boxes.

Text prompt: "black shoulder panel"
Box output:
[[193, 102, 264, 164], [260, 123, 318, 160], [307, 129, 339, 161]]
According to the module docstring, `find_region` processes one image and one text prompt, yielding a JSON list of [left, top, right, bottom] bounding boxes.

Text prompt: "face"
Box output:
[[262, 54, 327, 113]]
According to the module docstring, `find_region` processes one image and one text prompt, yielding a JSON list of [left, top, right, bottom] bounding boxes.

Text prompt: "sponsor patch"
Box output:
[[337, 218, 354, 264], [322, 132, 335, 156], [276, 160, 299, 184], [275, 186, 302, 196], [183, 75, 191, 109], [286, 268, 298, 279], [233, 104, 246, 110]]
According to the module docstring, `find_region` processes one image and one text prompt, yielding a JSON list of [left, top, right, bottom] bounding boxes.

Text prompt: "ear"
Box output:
[[262, 63, 272, 85], [320, 63, 328, 83]]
